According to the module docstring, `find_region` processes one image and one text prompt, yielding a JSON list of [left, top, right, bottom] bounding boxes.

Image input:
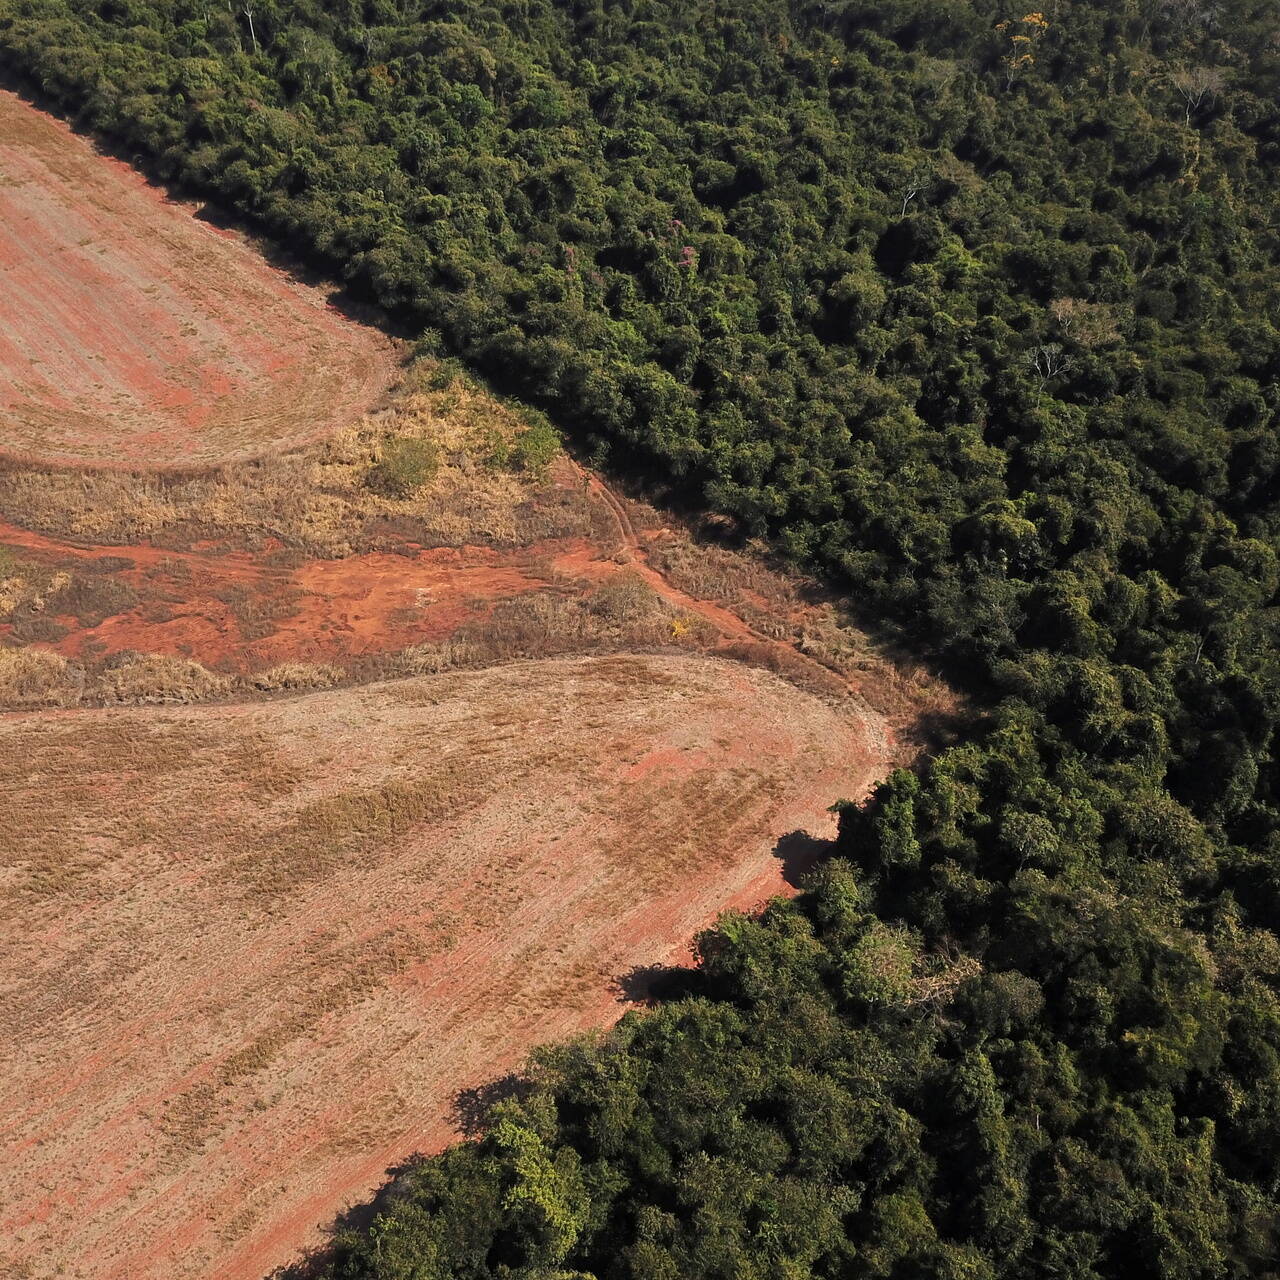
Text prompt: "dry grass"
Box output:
[[646, 532, 804, 612], [249, 663, 344, 693], [0, 646, 78, 709], [0, 369, 956, 745], [643, 528, 955, 732], [0, 648, 238, 709], [93, 654, 234, 705], [0, 573, 716, 710], [0, 365, 589, 556], [0, 351, 956, 732], [442, 573, 701, 662], [0, 553, 950, 724]]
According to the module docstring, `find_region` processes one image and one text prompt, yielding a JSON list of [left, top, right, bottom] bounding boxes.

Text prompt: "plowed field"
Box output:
[[0, 653, 887, 1280], [0, 88, 398, 468]]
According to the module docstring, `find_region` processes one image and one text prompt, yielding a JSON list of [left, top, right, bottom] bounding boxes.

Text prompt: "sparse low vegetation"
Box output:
[[0, 367, 579, 555]]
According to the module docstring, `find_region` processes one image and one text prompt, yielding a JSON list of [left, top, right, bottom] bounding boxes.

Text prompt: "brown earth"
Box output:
[[0, 653, 890, 1280], [0, 88, 401, 468], [0, 421, 943, 742], [0, 515, 587, 672]]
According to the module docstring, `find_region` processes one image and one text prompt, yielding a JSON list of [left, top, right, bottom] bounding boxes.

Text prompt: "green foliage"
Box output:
[[9, 0, 1280, 1275], [367, 435, 440, 498], [512, 415, 560, 474]]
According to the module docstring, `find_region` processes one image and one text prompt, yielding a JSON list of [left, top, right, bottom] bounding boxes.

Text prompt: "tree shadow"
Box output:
[[451, 1072, 536, 1139], [612, 962, 702, 1006], [267, 1074, 538, 1277], [772, 828, 835, 888], [260, 831, 840, 1277]]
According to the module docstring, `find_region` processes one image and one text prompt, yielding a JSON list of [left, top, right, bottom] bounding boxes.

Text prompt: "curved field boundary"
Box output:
[[0, 89, 400, 469]]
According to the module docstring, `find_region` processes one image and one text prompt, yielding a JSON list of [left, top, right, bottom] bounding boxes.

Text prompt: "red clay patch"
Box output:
[[0, 89, 399, 468], [0, 517, 572, 671], [0, 484, 866, 707]]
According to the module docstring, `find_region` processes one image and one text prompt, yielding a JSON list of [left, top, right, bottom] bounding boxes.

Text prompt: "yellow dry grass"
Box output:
[[0, 365, 598, 555]]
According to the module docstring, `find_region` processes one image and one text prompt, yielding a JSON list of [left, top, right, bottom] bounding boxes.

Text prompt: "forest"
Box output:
[[2, 0, 1279, 1274]]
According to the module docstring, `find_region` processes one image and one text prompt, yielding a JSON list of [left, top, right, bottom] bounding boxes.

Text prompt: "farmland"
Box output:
[[0, 364, 931, 1276], [0, 87, 398, 468], [1, 654, 890, 1280]]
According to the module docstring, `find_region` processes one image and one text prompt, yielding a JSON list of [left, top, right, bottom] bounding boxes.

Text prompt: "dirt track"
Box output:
[[0, 653, 888, 1280], [0, 89, 399, 467]]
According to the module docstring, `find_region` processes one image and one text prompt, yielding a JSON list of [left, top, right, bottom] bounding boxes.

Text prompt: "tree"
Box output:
[[1049, 298, 1122, 350], [1169, 65, 1226, 124], [1024, 342, 1074, 396], [995, 13, 1051, 91]]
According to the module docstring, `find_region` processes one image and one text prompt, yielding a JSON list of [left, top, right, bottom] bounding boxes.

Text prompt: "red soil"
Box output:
[[0, 89, 399, 468], [0, 472, 867, 708], [0, 516, 578, 671], [0, 655, 890, 1280]]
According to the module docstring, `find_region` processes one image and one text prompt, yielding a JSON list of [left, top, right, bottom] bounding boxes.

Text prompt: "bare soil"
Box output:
[[0, 89, 400, 467], [0, 654, 889, 1280], [0, 414, 949, 742]]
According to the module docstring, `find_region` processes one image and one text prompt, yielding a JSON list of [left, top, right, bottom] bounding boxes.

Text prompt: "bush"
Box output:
[[93, 653, 231, 704], [0, 646, 78, 709], [367, 436, 440, 498], [512, 415, 560, 474]]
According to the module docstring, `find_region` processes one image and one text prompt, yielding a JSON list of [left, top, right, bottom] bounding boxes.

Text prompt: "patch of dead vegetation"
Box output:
[[0, 367, 594, 555], [0, 360, 956, 742], [644, 527, 955, 737], [0, 572, 711, 709]]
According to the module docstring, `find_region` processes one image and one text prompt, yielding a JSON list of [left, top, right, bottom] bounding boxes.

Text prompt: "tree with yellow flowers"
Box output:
[[995, 12, 1050, 90]]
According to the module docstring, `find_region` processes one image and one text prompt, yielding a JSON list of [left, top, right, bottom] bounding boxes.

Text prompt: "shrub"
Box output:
[[512, 415, 561, 474], [0, 646, 78, 709], [367, 436, 440, 498], [250, 662, 343, 692], [93, 653, 232, 704]]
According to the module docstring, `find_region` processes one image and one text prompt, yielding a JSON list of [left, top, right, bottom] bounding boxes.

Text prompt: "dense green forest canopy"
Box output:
[[5, 0, 1280, 1274]]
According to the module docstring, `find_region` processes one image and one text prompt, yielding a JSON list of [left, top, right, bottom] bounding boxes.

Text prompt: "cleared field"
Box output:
[[0, 89, 399, 468], [0, 652, 888, 1280]]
